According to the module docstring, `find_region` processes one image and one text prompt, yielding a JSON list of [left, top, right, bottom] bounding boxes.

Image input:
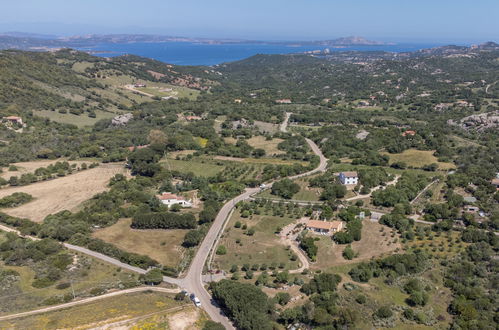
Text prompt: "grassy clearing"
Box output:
[[93, 218, 187, 268], [161, 158, 224, 177], [382, 149, 455, 170], [212, 211, 300, 271], [0, 291, 198, 329], [33, 109, 117, 127], [312, 221, 402, 270], [136, 83, 200, 100], [214, 156, 307, 166], [71, 61, 95, 73], [246, 136, 284, 155]]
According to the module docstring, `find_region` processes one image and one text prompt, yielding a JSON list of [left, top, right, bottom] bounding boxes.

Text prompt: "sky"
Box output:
[[1, 0, 498, 43]]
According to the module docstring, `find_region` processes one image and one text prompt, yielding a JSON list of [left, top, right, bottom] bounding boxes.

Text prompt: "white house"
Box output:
[[339, 171, 359, 185], [157, 192, 193, 208]]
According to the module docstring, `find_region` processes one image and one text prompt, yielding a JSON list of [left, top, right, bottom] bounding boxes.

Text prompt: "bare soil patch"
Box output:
[[0, 164, 125, 222], [247, 136, 284, 155]]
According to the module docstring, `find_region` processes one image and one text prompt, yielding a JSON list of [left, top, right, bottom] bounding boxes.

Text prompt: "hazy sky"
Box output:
[[1, 0, 498, 42]]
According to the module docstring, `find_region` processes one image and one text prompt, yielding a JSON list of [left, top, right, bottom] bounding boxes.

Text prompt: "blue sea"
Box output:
[[78, 42, 442, 66]]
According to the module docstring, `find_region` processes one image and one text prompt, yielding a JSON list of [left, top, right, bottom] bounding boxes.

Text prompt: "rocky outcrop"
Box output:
[[111, 113, 133, 126], [448, 110, 499, 131]]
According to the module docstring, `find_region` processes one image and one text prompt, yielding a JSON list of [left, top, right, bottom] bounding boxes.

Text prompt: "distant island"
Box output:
[[0, 32, 392, 50]]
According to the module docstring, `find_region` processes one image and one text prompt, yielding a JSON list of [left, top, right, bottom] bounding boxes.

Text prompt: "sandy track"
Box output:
[[0, 164, 126, 222]]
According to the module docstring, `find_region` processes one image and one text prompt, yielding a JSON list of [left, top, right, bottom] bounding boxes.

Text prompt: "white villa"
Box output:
[[157, 192, 193, 208], [339, 171, 359, 185]]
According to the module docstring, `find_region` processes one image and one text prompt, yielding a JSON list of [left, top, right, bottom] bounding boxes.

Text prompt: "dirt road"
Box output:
[[0, 287, 180, 322]]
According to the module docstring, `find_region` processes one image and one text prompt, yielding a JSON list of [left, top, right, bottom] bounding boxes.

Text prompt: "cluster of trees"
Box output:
[[299, 236, 318, 261], [444, 233, 497, 328], [131, 212, 197, 230], [0, 192, 33, 207], [210, 279, 273, 330], [357, 168, 393, 193], [348, 251, 429, 283], [309, 172, 346, 201], [271, 178, 300, 199], [372, 172, 430, 207], [333, 206, 368, 244], [1, 162, 97, 187], [0, 235, 72, 288]]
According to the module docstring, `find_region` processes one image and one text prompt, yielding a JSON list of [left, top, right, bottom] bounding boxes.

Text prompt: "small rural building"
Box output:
[[275, 99, 292, 104], [157, 192, 193, 208], [463, 205, 479, 213], [402, 130, 416, 137], [2, 116, 23, 125], [234, 99, 242, 104], [463, 196, 477, 203], [306, 220, 343, 234], [185, 115, 202, 121], [134, 83, 146, 88], [126, 145, 149, 152], [339, 171, 359, 185]]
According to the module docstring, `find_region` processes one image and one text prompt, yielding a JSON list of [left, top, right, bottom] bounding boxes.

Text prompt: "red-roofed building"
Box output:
[[402, 130, 416, 137], [306, 220, 344, 234], [126, 145, 149, 152], [3, 116, 23, 125]]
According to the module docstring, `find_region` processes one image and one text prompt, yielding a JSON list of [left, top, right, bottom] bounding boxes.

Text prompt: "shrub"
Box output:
[[216, 245, 227, 255], [375, 306, 393, 319]]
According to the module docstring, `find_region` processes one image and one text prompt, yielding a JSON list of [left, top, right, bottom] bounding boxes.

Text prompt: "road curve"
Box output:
[[181, 132, 328, 329]]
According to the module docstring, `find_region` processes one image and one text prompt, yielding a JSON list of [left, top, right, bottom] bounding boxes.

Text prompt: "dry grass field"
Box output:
[[1, 159, 91, 179], [313, 221, 402, 270], [212, 211, 300, 271], [0, 291, 204, 330], [0, 164, 125, 222], [246, 136, 285, 155], [93, 218, 187, 267], [383, 149, 455, 170]]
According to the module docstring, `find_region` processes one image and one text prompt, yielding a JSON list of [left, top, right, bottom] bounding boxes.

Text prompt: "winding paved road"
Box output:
[[0, 113, 328, 328]]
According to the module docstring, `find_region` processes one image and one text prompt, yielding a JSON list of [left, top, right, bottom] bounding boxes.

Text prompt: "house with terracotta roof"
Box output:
[[157, 192, 193, 208], [185, 115, 202, 121], [339, 171, 358, 185], [2, 116, 23, 125], [402, 130, 416, 137], [126, 145, 149, 152], [306, 220, 343, 235], [275, 99, 292, 104]]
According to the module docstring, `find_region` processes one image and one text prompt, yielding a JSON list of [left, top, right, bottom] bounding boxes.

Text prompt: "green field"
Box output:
[[137, 85, 200, 100], [34, 109, 117, 127], [161, 158, 225, 177]]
